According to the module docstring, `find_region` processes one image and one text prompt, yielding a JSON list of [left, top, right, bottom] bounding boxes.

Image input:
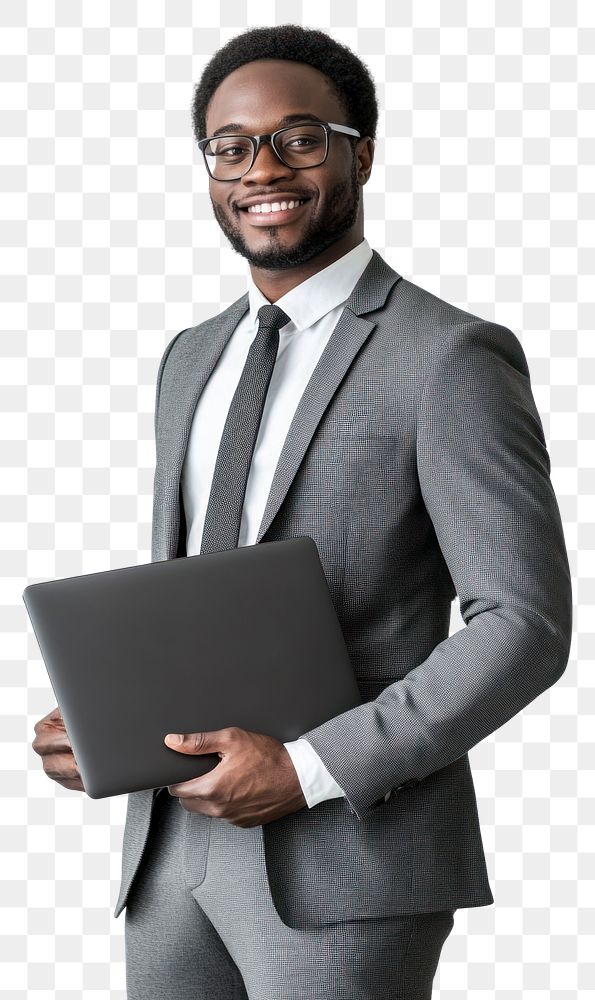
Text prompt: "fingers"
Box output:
[[39, 705, 63, 725], [42, 753, 79, 781], [35, 749, 84, 791], [33, 706, 72, 753], [32, 708, 85, 793], [32, 727, 72, 758], [48, 754, 84, 791], [34, 708, 66, 741]]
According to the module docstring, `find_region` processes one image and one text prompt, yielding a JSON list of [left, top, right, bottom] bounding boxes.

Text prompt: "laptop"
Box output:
[[23, 536, 362, 799]]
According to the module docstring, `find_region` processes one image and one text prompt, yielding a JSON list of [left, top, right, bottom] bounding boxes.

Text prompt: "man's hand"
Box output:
[[164, 726, 307, 827], [32, 705, 86, 793]]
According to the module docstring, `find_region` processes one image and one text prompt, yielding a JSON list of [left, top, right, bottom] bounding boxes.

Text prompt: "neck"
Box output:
[[249, 232, 364, 303]]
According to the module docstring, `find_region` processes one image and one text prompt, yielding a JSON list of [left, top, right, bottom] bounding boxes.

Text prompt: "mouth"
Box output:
[[238, 198, 311, 227]]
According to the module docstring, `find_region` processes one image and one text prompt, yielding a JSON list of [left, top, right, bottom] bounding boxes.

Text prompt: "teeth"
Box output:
[[247, 199, 305, 214]]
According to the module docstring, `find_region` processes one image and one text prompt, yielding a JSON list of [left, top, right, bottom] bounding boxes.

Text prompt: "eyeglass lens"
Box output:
[[204, 124, 327, 179]]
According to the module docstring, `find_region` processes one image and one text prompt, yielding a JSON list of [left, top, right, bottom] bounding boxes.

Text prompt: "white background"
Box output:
[[3, 2, 592, 997]]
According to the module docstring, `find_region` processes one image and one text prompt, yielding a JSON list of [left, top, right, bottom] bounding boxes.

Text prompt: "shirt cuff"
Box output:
[[283, 737, 347, 808]]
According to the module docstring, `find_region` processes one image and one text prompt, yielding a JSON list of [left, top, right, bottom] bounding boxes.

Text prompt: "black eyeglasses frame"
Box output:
[[197, 120, 362, 181]]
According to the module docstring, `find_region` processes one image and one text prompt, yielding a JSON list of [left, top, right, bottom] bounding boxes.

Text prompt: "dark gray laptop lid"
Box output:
[[23, 536, 361, 798]]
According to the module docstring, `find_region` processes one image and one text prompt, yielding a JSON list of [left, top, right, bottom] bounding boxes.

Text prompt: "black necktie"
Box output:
[[199, 303, 291, 555]]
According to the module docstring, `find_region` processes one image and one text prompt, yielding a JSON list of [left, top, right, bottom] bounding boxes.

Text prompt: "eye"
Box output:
[[219, 146, 244, 157], [287, 136, 316, 147]]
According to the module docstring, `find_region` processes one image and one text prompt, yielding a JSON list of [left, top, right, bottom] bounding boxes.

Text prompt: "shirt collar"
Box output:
[[246, 237, 373, 333]]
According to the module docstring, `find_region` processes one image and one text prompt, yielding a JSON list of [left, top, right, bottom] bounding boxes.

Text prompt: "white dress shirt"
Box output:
[[180, 236, 373, 808]]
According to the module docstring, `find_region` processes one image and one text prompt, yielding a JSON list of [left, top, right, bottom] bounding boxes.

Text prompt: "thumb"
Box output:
[[164, 731, 218, 754]]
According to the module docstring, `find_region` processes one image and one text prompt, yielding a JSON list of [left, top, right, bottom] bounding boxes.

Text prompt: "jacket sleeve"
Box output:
[[299, 320, 573, 820]]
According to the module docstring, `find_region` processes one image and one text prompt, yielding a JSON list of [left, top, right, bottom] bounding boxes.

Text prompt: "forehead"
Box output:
[[205, 59, 345, 134]]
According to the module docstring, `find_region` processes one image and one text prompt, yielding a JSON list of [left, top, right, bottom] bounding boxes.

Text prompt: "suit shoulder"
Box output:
[[391, 274, 492, 335], [386, 276, 528, 377], [159, 293, 250, 364]]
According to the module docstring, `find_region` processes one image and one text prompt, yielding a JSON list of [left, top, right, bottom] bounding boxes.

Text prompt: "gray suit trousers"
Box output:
[[124, 788, 456, 1000]]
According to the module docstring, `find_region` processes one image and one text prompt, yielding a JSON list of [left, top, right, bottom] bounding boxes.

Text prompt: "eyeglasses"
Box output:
[[197, 121, 361, 181]]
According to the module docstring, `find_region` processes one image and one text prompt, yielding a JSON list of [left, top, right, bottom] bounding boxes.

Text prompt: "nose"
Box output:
[[241, 138, 294, 183]]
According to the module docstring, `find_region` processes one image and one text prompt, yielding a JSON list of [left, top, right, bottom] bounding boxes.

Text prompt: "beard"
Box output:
[[210, 161, 361, 271]]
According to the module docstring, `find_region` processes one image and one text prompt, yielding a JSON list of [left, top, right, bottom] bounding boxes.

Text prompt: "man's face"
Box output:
[[203, 59, 372, 270]]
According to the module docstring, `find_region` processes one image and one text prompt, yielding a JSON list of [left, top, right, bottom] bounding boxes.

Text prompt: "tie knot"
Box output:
[[257, 303, 291, 332]]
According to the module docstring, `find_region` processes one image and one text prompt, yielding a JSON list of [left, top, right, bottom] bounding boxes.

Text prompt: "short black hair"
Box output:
[[190, 24, 379, 145]]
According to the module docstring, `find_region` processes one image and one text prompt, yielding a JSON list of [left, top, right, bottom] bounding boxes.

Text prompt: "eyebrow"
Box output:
[[210, 113, 325, 138]]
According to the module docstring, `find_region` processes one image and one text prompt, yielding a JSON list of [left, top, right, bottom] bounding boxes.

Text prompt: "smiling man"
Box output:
[[206, 93, 367, 286], [110, 22, 571, 1000]]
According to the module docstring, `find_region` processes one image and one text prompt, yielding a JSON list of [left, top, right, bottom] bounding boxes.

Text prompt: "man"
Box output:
[[33, 24, 572, 1000]]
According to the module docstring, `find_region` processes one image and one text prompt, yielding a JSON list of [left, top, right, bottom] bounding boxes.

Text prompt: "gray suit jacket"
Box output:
[[114, 249, 572, 927]]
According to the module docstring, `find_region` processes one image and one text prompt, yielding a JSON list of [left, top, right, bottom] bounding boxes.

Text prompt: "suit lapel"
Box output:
[[255, 306, 376, 541], [159, 248, 402, 557], [158, 292, 251, 506], [256, 250, 402, 540]]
